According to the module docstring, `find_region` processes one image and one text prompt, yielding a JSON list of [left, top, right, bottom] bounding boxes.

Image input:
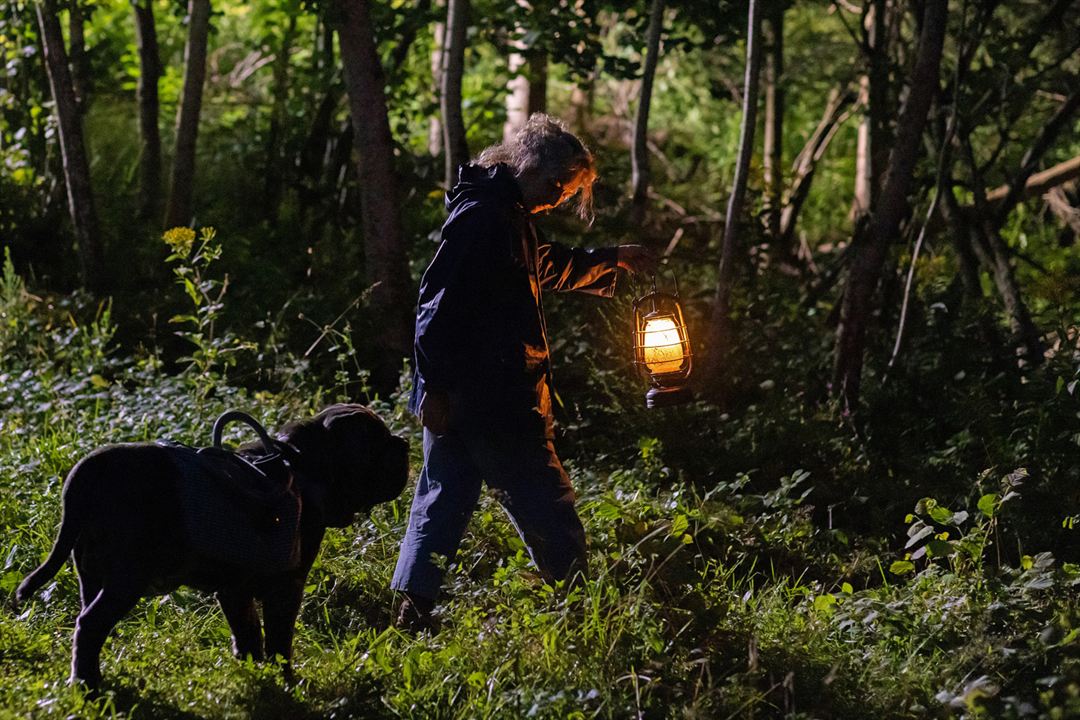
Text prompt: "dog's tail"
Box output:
[[15, 461, 87, 606]]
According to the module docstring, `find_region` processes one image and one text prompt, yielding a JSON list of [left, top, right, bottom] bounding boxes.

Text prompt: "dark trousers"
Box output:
[[390, 427, 587, 600]]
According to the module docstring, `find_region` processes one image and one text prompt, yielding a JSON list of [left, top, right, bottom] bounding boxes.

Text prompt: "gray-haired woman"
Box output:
[[391, 114, 656, 629]]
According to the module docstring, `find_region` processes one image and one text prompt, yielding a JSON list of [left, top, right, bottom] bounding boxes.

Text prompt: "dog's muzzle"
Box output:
[[375, 435, 410, 504]]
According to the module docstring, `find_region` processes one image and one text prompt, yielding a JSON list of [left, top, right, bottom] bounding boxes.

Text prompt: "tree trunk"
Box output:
[[503, 49, 548, 142], [832, 0, 948, 410], [568, 81, 593, 134], [942, 193, 984, 300], [981, 221, 1044, 362], [336, 0, 413, 386], [503, 51, 528, 141], [298, 84, 340, 187], [961, 137, 1045, 363], [35, 0, 103, 290], [939, 184, 1013, 366], [428, 7, 445, 157], [629, 0, 664, 225], [264, 14, 298, 216], [133, 0, 162, 222], [164, 0, 211, 229], [298, 21, 338, 187], [441, 0, 469, 187], [851, 76, 871, 218], [68, 0, 89, 112], [762, 3, 784, 240], [705, 0, 762, 384], [318, 15, 334, 76], [527, 51, 547, 117], [852, 0, 890, 221], [503, 0, 548, 143]]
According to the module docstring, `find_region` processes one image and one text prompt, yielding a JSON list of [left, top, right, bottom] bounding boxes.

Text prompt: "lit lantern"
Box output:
[[633, 275, 693, 408]]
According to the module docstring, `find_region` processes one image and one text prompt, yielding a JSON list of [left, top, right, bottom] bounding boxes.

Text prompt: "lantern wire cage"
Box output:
[[632, 271, 693, 408]]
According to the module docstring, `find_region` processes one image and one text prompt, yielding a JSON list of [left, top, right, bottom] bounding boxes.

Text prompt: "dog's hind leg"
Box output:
[[74, 547, 103, 610], [76, 572, 102, 611], [70, 582, 143, 688], [217, 591, 264, 661]]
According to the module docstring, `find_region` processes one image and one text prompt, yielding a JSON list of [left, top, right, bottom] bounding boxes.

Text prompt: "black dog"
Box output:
[[15, 403, 408, 687]]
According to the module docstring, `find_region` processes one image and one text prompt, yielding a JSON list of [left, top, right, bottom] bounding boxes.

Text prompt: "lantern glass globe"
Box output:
[[641, 315, 685, 374]]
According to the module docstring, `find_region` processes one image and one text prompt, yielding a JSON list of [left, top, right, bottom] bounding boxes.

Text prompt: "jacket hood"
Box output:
[[445, 163, 523, 213]]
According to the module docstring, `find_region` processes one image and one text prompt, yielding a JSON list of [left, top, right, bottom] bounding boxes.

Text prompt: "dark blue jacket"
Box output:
[[410, 164, 620, 437]]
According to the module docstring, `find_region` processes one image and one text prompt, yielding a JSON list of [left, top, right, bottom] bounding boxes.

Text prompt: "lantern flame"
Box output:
[[642, 315, 685, 374]]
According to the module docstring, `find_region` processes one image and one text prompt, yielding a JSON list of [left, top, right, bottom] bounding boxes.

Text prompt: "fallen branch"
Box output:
[[778, 87, 859, 247], [994, 90, 1080, 225], [921, 155, 1080, 237], [985, 155, 1080, 207]]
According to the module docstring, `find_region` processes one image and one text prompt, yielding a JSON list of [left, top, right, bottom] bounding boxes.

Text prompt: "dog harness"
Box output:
[[158, 411, 302, 574]]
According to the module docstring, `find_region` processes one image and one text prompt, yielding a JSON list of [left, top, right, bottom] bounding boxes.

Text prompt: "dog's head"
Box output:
[[278, 403, 409, 527]]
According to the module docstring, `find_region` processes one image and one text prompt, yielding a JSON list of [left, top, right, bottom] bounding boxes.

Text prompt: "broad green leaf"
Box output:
[[928, 504, 954, 524], [925, 539, 953, 557], [813, 594, 837, 614], [890, 560, 916, 575]]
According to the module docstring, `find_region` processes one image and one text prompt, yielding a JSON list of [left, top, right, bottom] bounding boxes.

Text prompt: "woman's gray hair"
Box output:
[[475, 113, 597, 222]]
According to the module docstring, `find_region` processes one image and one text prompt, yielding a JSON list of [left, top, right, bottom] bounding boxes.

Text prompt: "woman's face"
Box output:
[[529, 170, 587, 214]]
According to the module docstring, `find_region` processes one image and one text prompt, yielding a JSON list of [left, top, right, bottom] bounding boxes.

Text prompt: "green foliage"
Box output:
[[0, 247, 31, 361], [893, 469, 1027, 578], [1, 280, 1080, 716], [163, 226, 256, 400], [2, 0, 1080, 716]]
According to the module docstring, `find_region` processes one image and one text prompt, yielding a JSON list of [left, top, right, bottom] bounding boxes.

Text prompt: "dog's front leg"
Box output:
[[217, 591, 264, 661], [260, 579, 304, 679]]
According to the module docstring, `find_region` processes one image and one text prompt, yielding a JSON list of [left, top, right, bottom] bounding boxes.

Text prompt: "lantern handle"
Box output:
[[649, 266, 681, 299], [633, 267, 683, 310]]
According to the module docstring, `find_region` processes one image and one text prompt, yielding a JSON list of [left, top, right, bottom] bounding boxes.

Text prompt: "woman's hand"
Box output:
[[616, 245, 660, 275], [419, 390, 451, 435]]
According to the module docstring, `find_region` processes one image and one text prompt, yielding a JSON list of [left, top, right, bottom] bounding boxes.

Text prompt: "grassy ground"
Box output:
[[1, 264, 1079, 719]]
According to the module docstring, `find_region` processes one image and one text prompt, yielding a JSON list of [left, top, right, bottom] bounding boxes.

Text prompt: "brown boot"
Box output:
[[395, 592, 436, 633]]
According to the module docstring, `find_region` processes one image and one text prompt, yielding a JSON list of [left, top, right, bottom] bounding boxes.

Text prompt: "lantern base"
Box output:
[[645, 384, 693, 409]]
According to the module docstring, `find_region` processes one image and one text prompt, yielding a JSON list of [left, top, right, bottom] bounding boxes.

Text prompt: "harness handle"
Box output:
[[212, 411, 278, 454]]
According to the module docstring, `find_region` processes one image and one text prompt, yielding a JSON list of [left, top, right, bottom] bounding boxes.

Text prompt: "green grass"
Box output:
[[2, 265, 1080, 719]]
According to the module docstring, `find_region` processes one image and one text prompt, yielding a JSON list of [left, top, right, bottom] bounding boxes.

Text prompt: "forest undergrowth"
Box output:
[[1, 231, 1079, 720]]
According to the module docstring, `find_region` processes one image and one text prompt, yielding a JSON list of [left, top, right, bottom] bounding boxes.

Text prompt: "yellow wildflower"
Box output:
[[163, 227, 196, 255]]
